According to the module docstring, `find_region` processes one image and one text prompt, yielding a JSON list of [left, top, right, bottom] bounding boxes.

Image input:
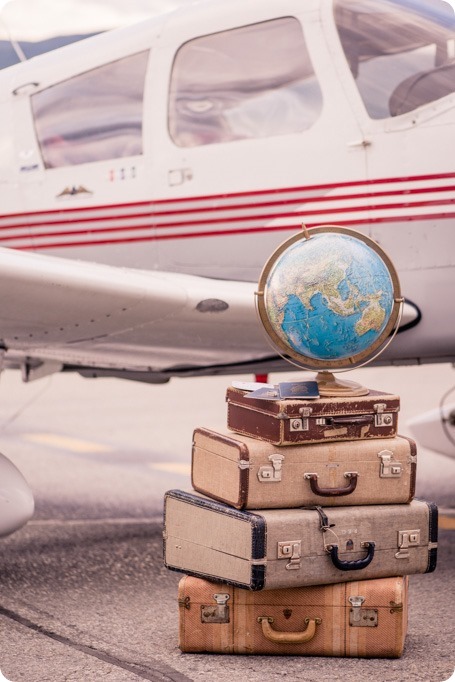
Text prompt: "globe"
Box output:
[[256, 225, 402, 374]]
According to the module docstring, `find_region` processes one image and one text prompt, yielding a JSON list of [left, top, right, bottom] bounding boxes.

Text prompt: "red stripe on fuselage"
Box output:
[[0, 182, 454, 232], [11, 210, 455, 251], [0, 172, 454, 249]]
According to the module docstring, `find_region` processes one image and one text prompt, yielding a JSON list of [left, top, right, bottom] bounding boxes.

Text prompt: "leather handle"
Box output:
[[304, 472, 358, 497], [328, 542, 375, 571], [257, 616, 321, 644], [325, 415, 374, 426]]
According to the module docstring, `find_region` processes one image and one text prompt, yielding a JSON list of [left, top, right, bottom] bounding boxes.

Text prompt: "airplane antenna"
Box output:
[[0, 11, 27, 63]]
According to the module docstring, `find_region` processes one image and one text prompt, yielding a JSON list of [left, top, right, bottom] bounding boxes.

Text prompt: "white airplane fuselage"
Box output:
[[0, 0, 453, 371]]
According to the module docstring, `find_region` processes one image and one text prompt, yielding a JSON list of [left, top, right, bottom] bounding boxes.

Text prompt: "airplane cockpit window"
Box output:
[[334, 0, 455, 119], [31, 51, 149, 168], [168, 17, 322, 147]]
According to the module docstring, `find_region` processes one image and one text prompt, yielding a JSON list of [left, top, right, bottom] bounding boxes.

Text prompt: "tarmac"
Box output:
[[0, 363, 454, 681]]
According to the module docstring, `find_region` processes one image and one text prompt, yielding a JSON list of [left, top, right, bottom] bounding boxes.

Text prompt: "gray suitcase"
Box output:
[[164, 489, 437, 590]]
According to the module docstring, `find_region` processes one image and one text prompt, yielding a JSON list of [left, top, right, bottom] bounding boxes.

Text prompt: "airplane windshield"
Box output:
[[334, 0, 455, 118]]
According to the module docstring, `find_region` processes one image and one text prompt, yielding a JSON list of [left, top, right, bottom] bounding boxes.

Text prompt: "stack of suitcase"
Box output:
[[163, 381, 438, 658]]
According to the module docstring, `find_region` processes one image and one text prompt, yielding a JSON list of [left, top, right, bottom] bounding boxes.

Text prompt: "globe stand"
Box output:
[[315, 371, 369, 397]]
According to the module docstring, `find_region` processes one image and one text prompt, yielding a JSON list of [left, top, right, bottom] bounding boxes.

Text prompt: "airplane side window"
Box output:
[[168, 17, 322, 147], [334, 0, 455, 119], [31, 51, 149, 168]]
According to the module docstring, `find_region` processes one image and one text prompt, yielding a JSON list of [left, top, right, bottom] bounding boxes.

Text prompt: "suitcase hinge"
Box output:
[[201, 593, 230, 623], [373, 403, 394, 427], [178, 596, 191, 610], [390, 601, 404, 614], [277, 540, 301, 570], [349, 596, 378, 627], [258, 454, 285, 482], [395, 529, 421, 559], [378, 450, 402, 477], [238, 459, 250, 470]]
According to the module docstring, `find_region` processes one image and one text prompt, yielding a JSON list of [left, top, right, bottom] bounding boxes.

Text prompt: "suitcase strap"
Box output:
[[308, 507, 376, 572], [257, 616, 322, 644]]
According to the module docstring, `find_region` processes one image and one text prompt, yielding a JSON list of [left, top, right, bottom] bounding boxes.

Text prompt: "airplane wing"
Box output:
[[0, 247, 277, 383], [0, 247, 425, 383]]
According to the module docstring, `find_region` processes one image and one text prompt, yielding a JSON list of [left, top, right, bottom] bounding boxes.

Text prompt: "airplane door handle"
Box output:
[[168, 168, 193, 186], [347, 139, 372, 148], [13, 82, 40, 96]]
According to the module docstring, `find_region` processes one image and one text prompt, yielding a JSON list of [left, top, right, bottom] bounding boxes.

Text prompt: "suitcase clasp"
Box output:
[[349, 596, 378, 627], [258, 454, 285, 482], [201, 593, 230, 623], [277, 540, 301, 570], [374, 403, 394, 427], [395, 529, 420, 559], [290, 417, 309, 432], [378, 450, 402, 478]]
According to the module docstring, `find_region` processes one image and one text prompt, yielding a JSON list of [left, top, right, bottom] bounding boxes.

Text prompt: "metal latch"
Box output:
[[290, 418, 309, 432], [289, 407, 312, 432], [395, 529, 421, 559], [349, 596, 378, 627], [378, 450, 402, 477], [201, 593, 230, 623], [374, 403, 394, 427], [277, 540, 301, 570], [238, 459, 250, 470], [258, 454, 285, 482]]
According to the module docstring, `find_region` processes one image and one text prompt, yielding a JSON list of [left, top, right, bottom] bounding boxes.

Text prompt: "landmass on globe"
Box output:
[[264, 232, 394, 362]]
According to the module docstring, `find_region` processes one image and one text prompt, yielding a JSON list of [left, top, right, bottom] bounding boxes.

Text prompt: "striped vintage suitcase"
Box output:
[[178, 574, 409, 657]]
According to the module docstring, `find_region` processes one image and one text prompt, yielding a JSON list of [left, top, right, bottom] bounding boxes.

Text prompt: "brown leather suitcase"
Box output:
[[226, 386, 400, 446], [178, 574, 409, 657], [191, 427, 416, 509], [164, 489, 437, 590]]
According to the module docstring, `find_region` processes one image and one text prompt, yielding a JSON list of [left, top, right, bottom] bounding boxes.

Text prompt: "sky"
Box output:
[[0, 0, 198, 41], [0, 0, 454, 41]]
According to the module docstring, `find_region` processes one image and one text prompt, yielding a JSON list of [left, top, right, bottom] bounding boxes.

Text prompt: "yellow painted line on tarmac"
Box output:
[[24, 432, 113, 454], [439, 515, 455, 530], [149, 462, 191, 476]]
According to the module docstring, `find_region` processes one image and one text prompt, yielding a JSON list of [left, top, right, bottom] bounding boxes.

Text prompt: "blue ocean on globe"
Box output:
[[265, 232, 394, 363]]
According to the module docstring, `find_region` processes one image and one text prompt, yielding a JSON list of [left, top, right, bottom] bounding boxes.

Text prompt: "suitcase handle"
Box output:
[[304, 472, 358, 497], [325, 415, 374, 426], [257, 616, 322, 644], [327, 541, 375, 571]]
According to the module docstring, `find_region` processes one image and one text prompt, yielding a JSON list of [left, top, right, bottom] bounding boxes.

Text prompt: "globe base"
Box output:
[[315, 371, 369, 397]]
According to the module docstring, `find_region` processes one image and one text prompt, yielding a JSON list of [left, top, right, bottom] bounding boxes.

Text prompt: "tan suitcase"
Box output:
[[164, 489, 438, 590], [178, 574, 409, 657], [226, 386, 400, 446], [192, 427, 416, 509]]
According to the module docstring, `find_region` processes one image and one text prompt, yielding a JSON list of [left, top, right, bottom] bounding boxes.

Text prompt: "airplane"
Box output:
[[0, 0, 454, 536]]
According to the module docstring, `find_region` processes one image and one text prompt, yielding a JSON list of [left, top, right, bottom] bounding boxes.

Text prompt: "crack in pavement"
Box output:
[[0, 605, 192, 682]]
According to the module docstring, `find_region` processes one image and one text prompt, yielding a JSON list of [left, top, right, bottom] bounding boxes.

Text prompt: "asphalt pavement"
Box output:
[[0, 364, 454, 682]]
